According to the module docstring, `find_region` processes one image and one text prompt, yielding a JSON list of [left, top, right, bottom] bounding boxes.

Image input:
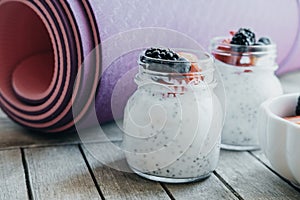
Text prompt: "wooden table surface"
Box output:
[[1, 72, 300, 200]]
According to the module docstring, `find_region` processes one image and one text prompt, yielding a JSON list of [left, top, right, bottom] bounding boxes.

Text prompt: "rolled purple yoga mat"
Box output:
[[0, 0, 299, 132]]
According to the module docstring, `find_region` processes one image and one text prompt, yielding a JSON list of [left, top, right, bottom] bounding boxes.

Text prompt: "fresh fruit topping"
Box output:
[[229, 31, 236, 36], [178, 52, 201, 72], [214, 28, 273, 69], [296, 96, 300, 115], [144, 47, 179, 60], [177, 52, 203, 81], [258, 37, 272, 45], [230, 28, 256, 46], [173, 57, 191, 73], [141, 47, 195, 73], [222, 38, 231, 44], [178, 52, 197, 62]]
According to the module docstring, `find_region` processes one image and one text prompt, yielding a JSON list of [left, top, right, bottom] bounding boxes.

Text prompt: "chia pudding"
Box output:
[[210, 28, 283, 150], [123, 48, 223, 183]]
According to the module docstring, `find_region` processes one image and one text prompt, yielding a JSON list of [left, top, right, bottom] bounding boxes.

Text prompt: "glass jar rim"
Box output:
[[138, 64, 214, 78], [138, 48, 215, 77], [210, 36, 276, 56], [139, 48, 212, 63]]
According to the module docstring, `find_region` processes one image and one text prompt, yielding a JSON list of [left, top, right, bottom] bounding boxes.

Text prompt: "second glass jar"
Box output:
[[210, 37, 283, 150]]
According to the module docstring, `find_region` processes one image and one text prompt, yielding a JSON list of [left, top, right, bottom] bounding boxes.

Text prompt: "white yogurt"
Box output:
[[215, 60, 283, 149], [123, 80, 223, 182]]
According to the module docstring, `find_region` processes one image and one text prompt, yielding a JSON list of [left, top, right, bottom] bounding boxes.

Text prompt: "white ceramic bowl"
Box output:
[[259, 93, 300, 186]]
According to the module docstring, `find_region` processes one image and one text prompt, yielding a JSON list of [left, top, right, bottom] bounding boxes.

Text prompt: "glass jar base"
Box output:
[[130, 167, 212, 183], [221, 143, 260, 151]]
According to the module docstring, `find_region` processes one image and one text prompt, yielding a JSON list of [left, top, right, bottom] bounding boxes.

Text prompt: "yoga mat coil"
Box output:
[[0, 0, 299, 133]]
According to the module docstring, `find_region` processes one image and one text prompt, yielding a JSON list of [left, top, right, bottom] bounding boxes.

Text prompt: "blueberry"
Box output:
[[173, 57, 191, 73], [258, 37, 271, 45]]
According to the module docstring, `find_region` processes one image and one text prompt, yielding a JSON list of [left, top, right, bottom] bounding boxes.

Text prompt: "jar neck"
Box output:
[[210, 37, 277, 68], [135, 65, 216, 88], [214, 59, 279, 73], [134, 69, 217, 98]]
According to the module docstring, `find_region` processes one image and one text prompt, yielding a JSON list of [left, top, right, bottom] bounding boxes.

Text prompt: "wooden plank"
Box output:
[[24, 145, 101, 200], [0, 117, 80, 149], [0, 109, 7, 118], [0, 149, 28, 200], [0, 116, 122, 149], [250, 150, 271, 168], [216, 151, 300, 200], [250, 150, 300, 191], [82, 142, 171, 200], [165, 174, 238, 200]]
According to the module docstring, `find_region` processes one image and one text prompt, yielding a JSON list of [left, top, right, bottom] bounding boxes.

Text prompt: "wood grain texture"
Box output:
[[165, 174, 238, 200], [25, 145, 101, 200], [217, 151, 300, 200], [0, 116, 122, 149], [250, 150, 271, 168], [250, 150, 300, 192], [82, 142, 171, 200], [0, 109, 7, 118], [0, 149, 28, 200]]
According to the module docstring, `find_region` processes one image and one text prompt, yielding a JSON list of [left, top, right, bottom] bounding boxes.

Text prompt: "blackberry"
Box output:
[[230, 28, 256, 46], [258, 37, 271, 45], [296, 96, 300, 115], [141, 47, 191, 73], [144, 47, 179, 60]]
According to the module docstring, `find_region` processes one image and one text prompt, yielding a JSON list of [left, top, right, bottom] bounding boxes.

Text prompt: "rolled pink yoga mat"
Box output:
[[0, 0, 299, 132]]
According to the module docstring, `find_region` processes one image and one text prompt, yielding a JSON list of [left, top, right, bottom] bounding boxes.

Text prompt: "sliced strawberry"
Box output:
[[214, 45, 234, 65], [178, 52, 204, 82], [222, 38, 231, 44], [178, 52, 198, 62], [229, 31, 236, 36], [190, 63, 201, 73], [217, 45, 231, 51]]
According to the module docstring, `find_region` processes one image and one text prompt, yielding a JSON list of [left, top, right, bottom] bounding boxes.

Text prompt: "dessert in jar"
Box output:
[[122, 47, 223, 183], [210, 28, 283, 150]]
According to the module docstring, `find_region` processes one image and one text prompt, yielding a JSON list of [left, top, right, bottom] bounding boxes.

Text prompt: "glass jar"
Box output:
[[210, 37, 283, 150], [122, 49, 223, 183]]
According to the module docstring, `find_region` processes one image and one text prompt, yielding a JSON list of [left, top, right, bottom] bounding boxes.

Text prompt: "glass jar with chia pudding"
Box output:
[[122, 47, 223, 183], [210, 28, 283, 151]]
